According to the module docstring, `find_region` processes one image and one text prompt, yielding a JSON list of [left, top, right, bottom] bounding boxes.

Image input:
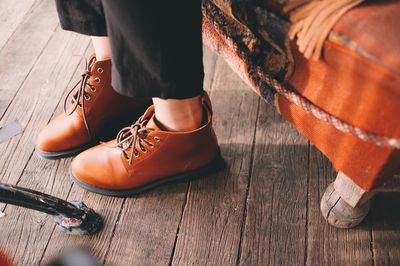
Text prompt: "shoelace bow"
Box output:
[[63, 56, 98, 136], [102, 117, 155, 165]]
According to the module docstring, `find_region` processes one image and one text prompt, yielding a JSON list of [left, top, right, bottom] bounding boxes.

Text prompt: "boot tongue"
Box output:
[[141, 105, 169, 131], [145, 115, 164, 131], [141, 105, 164, 131]]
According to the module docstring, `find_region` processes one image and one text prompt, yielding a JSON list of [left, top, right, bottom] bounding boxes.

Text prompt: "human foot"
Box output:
[[152, 95, 204, 131]]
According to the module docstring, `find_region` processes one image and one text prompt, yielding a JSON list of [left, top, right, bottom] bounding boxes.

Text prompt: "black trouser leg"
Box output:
[[55, 0, 107, 36], [55, 0, 204, 100]]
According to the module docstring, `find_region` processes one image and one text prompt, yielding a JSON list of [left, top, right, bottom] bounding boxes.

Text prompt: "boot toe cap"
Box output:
[[36, 114, 89, 152], [70, 142, 126, 190]]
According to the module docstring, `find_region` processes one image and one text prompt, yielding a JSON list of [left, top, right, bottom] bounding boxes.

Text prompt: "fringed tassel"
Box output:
[[284, 0, 364, 60]]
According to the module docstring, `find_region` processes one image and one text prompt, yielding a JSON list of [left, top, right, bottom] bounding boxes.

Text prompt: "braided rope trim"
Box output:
[[202, 1, 400, 149], [260, 70, 400, 149]]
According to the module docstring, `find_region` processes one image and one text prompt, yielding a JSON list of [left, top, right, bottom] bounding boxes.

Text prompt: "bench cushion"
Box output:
[[202, 0, 400, 190]]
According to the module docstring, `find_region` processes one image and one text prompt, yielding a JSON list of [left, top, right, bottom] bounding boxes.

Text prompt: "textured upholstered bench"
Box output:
[[202, 0, 400, 228]]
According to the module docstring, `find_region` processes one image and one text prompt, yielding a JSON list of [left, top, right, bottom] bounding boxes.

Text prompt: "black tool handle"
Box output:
[[0, 183, 103, 235], [0, 183, 85, 218]]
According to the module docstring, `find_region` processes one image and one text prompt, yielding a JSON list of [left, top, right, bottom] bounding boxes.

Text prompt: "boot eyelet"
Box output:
[[141, 147, 147, 153], [147, 142, 154, 147], [97, 67, 104, 73], [90, 86, 96, 92], [84, 94, 90, 100], [134, 151, 139, 157], [94, 77, 101, 83], [154, 136, 160, 142]]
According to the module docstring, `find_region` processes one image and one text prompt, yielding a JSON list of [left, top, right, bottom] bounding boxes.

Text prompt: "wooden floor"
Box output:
[[0, 1, 399, 265]]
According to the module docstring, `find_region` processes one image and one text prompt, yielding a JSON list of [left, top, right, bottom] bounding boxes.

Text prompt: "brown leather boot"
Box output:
[[70, 92, 224, 196], [35, 54, 150, 159]]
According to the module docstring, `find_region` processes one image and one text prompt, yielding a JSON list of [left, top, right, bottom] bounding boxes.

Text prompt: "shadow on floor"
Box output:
[[117, 142, 399, 231], [370, 192, 400, 230]]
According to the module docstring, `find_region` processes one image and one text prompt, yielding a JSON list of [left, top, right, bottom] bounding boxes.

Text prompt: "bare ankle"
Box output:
[[91, 36, 112, 61], [152, 95, 204, 132]]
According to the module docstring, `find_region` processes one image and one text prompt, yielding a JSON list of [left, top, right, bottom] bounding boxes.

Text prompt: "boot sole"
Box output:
[[70, 152, 226, 197], [35, 142, 98, 160]]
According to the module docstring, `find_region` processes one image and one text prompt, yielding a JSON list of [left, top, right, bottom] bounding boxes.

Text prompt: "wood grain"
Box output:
[[171, 57, 260, 266], [101, 47, 218, 266], [0, 28, 89, 187], [43, 47, 219, 266], [0, 1, 399, 264], [306, 147, 373, 266], [0, 0, 59, 118], [238, 100, 309, 265], [371, 175, 400, 266], [0, 0, 38, 50], [0, 35, 90, 265], [39, 180, 126, 266]]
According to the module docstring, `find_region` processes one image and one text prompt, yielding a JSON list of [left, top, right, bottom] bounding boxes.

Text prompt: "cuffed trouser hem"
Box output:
[[55, 0, 107, 36], [111, 64, 204, 100], [55, 0, 204, 100]]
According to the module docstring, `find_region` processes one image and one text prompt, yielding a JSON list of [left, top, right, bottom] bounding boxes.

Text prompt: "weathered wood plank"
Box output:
[[306, 147, 373, 266], [0, 0, 38, 50], [2, 0, 399, 262], [0, 35, 91, 265], [33, 55, 126, 266], [1, 158, 73, 265], [103, 186, 188, 266], [171, 57, 260, 265], [2, 45, 124, 266], [41, 47, 219, 266], [238, 101, 309, 265], [39, 181, 126, 266], [0, 27, 90, 186], [101, 47, 218, 266], [371, 175, 400, 265], [0, 0, 59, 118]]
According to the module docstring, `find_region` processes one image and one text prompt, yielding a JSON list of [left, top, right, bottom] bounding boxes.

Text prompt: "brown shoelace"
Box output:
[[102, 116, 157, 165], [63, 56, 98, 136]]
